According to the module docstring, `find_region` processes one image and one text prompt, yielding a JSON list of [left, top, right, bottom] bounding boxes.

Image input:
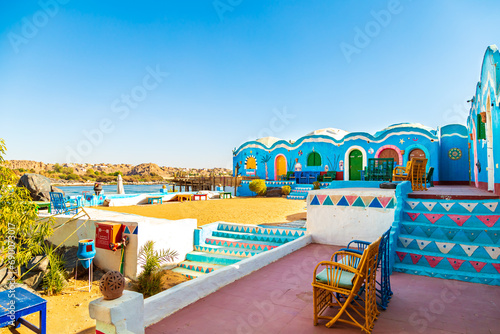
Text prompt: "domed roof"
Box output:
[[255, 137, 281, 147], [373, 123, 436, 137], [306, 128, 349, 140]]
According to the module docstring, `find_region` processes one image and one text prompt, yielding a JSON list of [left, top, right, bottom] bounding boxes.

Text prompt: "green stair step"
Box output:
[[186, 251, 243, 265], [212, 230, 297, 243], [178, 260, 225, 273], [172, 267, 207, 279], [205, 236, 281, 249], [195, 245, 264, 257]]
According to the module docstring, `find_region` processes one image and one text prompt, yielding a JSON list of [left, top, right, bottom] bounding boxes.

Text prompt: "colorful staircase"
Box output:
[[393, 198, 500, 286], [173, 222, 306, 279], [287, 184, 314, 200]]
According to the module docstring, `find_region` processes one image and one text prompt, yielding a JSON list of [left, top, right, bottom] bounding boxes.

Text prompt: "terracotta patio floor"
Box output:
[[146, 244, 500, 334], [409, 185, 499, 200]]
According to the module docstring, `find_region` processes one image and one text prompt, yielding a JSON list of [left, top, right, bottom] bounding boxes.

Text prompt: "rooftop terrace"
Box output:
[[147, 243, 500, 334]]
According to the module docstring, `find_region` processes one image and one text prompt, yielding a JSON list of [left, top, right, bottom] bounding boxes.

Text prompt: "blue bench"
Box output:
[[0, 287, 47, 334]]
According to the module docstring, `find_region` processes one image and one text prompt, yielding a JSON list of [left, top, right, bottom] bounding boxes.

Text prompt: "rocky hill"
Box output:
[[6, 160, 232, 180]]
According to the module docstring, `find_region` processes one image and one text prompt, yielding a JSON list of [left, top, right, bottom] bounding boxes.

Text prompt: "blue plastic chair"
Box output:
[[337, 228, 393, 310], [49, 192, 79, 215]]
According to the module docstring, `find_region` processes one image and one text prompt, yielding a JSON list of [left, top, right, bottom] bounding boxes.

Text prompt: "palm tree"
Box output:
[[261, 154, 272, 180]]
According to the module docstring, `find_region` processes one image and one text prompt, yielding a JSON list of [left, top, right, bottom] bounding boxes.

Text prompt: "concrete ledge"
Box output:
[[143, 233, 312, 327]]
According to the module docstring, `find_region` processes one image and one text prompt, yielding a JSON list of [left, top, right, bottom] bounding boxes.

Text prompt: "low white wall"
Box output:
[[144, 234, 312, 327], [307, 188, 396, 245], [43, 208, 196, 279]]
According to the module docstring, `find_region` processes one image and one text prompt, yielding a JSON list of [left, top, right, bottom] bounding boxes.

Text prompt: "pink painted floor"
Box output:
[[409, 185, 499, 200], [146, 244, 500, 334]]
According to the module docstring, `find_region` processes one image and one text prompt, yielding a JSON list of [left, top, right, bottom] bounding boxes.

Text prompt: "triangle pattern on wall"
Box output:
[[421, 202, 437, 211], [361, 196, 375, 207], [317, 195, 327, 205], [435, 242, 455, 254], [460, 244, 479, 257], [440, 202, 455, 211], [310, 196, 320, 205], [476, 215, 500, 228], [415, 239, 432, 250], [352, 197, 365, 207], [448, 214, 471, 227], [369, 198, 383, 208], [406, 201, 419, 209], [322, 196, 334, 206], [410, 254, 422, 264], [345, 195, 358, 206], [459, 202, 478, 213], [470, 261, 487, 273], [483, 202, 499, 212], [378, 196, 392, 208], [398, 237, 413, 248], [423, 213, 444, 224], [337, 196, 349, 206], [329, 195, 343, 205], [396, 251, 407, 262], [447, 258, 465, 270], [484, 247, 500, 260], [407, 212, 420, 221], [484, 230, 500, 244], [424, 256, 443, 268]]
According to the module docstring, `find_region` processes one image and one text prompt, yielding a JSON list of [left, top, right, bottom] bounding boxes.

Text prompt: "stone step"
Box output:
[[205, 236, 280, 251], [399, 222, 500, 244], [394, 248, 500, 275], [402, 210, 500, 228], [403, 200, 500, 214], [396, 234, 500, 260], [287, 194, 307, 200], [178, 260, 225, 274], [211, 230, 297, 244], [171, 267, 207, 279], [217, 223, 258, 234], [186, 251, 243, 266], [194, 245, 264, 258], [393, 263, 500, 286], [257, 226, 306, 238]]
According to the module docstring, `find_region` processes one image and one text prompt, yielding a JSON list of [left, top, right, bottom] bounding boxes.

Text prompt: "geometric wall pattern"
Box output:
[[394, 198, 500, 286], [309, 194, 396, 209]]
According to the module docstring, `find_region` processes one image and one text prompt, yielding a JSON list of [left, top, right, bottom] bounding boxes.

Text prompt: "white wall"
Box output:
[[43, 208, 196, 279], [307, 188, 396, 245]]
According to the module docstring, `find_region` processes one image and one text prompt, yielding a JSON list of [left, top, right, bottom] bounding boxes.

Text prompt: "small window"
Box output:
[[307, 152, 321, 166], [477, 114, 486, 140], [246, 157, 256, 169]]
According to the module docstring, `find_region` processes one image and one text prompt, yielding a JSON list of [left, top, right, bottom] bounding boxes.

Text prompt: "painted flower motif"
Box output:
[[298, 150, 303, 156], [368, 148, 374, 154], [448, 148, 462, 160]]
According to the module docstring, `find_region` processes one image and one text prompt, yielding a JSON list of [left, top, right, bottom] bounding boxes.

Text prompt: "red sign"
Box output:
[[95, 222, 123, 250]]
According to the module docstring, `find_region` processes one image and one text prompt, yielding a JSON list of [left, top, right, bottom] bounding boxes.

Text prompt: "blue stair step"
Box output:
[[205, 236, 280, 251], [194, 244, 264, 258], [212, 230, 297, 243], [178, 260, 225, 273], [172, 267, 207, 279], [186, 251, 243, 265]]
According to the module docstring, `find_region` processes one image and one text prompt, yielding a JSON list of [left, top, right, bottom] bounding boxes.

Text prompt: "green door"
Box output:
[[349, 149, 363, 180]]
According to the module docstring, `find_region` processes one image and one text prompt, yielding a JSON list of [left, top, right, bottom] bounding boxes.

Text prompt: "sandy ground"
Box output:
[[0, 271, 188, 334], [98, 197, 307, 226], [2, 197, 305, 333]]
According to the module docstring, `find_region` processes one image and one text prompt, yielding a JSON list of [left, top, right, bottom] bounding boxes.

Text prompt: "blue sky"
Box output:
[[0, 1, 498, 169]]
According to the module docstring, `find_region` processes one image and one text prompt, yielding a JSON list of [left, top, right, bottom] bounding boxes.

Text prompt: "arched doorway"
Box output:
[[379, 148, 399, 163], [275, 155, 287, 180], [307, 152, 322, 166], [409, 149, 426, 160], [486, 95, 494, 191], [349, 149, 363, 180]]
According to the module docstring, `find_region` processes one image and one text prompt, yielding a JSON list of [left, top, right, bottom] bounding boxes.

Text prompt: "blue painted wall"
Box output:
[[233, 123, 467, 183], [466, 45, 500, 193]]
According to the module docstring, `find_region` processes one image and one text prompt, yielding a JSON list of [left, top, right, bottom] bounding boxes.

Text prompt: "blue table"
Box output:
[[0, 287, 46, 333]]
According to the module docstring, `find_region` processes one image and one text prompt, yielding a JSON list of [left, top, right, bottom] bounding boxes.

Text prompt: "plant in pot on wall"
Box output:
[[313, 181, 321, 190], [282, 185, 291, 197]]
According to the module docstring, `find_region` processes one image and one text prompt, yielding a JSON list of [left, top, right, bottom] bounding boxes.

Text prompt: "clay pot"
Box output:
[[99, 271, 125, 300], [480, 112, 487, 123]]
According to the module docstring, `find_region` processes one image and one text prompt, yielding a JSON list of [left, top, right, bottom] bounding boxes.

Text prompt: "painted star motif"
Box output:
[[399, 139, 405, 144]]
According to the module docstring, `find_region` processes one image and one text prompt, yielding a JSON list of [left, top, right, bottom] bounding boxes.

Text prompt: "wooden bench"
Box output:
[[220, 192, 232, 199], [177, 194, 192, 202], [0, 287, 47, 334], [147, 196, 163, 204], [192, 194, 208, 201]]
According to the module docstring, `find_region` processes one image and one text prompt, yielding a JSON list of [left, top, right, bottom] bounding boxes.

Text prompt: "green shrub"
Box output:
[[313, 181, 320, 190], [42, 247, 67, 296], [249, 179, 267, 196], [282, 185, 291, 195], [137, 240, 178, 297]]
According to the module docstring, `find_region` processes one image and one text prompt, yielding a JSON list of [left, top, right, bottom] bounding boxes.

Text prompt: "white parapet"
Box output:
[[307, 187, 396, 245], [89, 290, 144, 334]]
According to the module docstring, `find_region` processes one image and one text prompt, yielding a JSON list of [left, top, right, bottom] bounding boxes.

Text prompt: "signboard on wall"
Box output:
[[95, 222, 123, 250]]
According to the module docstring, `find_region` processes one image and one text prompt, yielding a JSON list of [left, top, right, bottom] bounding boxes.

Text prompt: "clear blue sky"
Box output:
[[0, 1, 498, 169]]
